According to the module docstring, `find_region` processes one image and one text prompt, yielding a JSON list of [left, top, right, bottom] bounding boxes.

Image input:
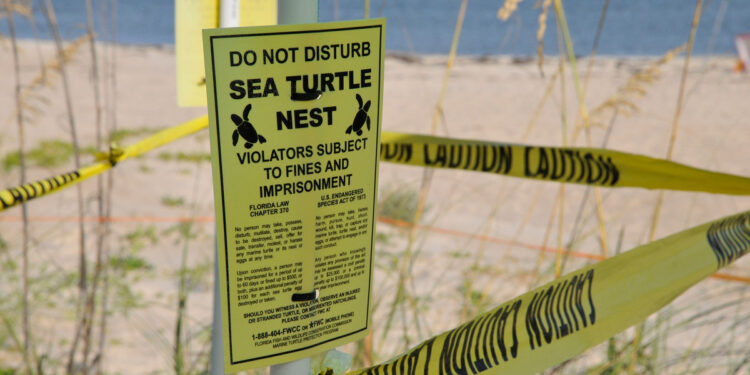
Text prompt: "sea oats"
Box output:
[[8, 34, 91, 125], [536, 0, 553, 74], [590, 45, 686, 127], [497, 0, 523, 21]]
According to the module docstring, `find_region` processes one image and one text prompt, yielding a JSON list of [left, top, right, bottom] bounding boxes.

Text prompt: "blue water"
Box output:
[[4, 0, 749, 56]]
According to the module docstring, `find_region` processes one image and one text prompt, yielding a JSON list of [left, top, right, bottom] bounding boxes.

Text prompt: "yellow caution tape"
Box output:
[[0, 116, 208, 211], [0, 119, 748, 373], [115, 115, 208, 160], [2, 116, 748, 212], [349, 210, 750, 375], [380, 132, 750, 195]]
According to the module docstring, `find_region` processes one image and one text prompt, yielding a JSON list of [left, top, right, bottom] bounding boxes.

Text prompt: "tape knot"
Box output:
[[94, 142, 124, 166]]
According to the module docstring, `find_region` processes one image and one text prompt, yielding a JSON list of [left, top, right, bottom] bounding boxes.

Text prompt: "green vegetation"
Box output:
[[161, 195, 186, 207], [1, 139, 101, 172], [378, 185, 423, 222], [109, 254, 153, 272], [2, 140, 74, 171], [157, 151, 211, 163], [110, 127, 159, 144]]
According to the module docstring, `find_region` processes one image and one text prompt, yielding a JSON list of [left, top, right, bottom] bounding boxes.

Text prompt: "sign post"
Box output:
[[203, 5, 385, 373], [271, 2, 318, 375], [209, 1, 278, 374]]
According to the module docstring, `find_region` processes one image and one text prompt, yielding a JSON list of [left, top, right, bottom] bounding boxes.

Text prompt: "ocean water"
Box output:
[[4, 0, 749, 56]]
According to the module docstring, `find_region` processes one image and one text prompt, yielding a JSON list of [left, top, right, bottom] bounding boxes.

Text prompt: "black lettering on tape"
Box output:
[[540, 286, 554, 344], [564, 150, 576, 181], [707, 213, 750, 268], [523, 147, 619, 186], [0, 192, 13, 209], [0, 170, 82, 210], [554, 279, 570, 337], [463, 145, 473, 170], [361, 269, 597, 374], [37, 181, 47, 195], [10, 188, 24, 203], [471, 145, 482, 171], [423, 144, 511, 175], [549, 148, 565, 180], [597, 155, 610, 185], [20, 184, 34, 199], [380, 143, 412, 163], [525, 291, 541, 350], [448, 145, 462, 168], [437, 299, 521, 374], [525, 269, 596, 351], [363, 337, 434, 375], [551, 281, 564, 339], [565, 275, 579, 332]]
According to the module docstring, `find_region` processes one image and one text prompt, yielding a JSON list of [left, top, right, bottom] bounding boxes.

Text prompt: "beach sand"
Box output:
[[0, 41, 749, 373]]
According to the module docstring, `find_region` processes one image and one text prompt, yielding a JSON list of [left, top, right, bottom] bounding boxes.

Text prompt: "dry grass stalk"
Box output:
[[497, 0, 522, 21], [535, 0, 552, 75], [532, 191, 560, 284], [521, 70, 559, 140], [430, 0, 467, 136], [470, 184, 547, 310], [1, 0, 28, 17], [80, 0, 110, 372], [564, 46, 685, 257], [550, 0, 614, 266], [7, 34, 91, 126], [461, 64, 560, 315], [552, 0, 588, 128], [3, 0, 34, 372], [662, 2, 703, 163], [564, 0, 613, 261], [589, 45, 686, 127], [633, 2, 703, 373], [553, 32, 568, 278], [96, 4, 120, 369], [381, 0, 469, 353], [38, 0, 90, 373], [581, 0, 610, 98], [460, 182, 511, 320], [24, 34, 90, 89], [568, 0, 610, 137]]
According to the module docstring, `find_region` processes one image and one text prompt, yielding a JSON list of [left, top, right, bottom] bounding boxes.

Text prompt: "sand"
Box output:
[[0, 41, 749, 373]]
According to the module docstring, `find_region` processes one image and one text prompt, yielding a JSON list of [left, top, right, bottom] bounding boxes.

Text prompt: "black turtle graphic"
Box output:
[[346, 94, 371, 136], [231, 103, 266, 149]]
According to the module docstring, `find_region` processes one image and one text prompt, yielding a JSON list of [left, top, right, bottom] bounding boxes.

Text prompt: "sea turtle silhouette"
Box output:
[[231, 103, 266, 149], [346, 93, 371, 136]]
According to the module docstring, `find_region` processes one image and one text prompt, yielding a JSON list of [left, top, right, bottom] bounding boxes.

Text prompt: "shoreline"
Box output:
[[10, 38, 741, 59]]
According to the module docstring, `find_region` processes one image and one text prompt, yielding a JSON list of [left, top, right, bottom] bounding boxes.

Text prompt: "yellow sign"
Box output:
[[175, 0, 277, 107], [203, 19, 385, 371], [351, 210, 750, 375]]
